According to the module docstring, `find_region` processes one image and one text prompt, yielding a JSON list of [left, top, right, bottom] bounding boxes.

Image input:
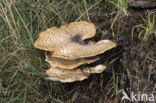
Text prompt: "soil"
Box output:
[[66, 10, 155, 103], [40, 10, 156, 103]]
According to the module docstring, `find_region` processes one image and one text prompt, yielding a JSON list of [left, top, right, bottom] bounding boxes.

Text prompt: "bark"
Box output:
[[128, 0, 156, 8]]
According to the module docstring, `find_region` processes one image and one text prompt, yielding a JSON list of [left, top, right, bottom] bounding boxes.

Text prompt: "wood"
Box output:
[[128, 0, 156, 8]]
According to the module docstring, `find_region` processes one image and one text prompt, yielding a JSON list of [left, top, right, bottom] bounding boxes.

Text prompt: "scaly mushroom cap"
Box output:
[[46, 64, 106, 82], [34, 21, 116, 59], [45, 52, 100, 69]]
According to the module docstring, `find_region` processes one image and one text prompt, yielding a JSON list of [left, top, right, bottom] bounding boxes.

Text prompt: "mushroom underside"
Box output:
[[45, 51, 100, 69]]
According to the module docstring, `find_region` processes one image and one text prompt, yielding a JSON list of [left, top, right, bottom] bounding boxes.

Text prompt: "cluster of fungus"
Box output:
[[34, 21, 116, 82]]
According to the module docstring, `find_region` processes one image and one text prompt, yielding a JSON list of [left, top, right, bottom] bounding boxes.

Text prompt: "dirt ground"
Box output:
[[37, 10, 156, 103]]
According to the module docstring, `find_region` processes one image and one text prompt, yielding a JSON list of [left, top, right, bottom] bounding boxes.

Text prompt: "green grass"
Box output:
[[109, 0, 128, 15], [112, 68, 120, 103], [109, 0, 128, 37], [0, 0, 116, 102], [132, 11, 156, 41], [0, 0, 155, 103]]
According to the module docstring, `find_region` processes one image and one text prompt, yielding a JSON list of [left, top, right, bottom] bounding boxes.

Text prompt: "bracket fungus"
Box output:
[[45, 52, 100, 69], [34, 21, 116, 82], [46, 64, 106, 82]]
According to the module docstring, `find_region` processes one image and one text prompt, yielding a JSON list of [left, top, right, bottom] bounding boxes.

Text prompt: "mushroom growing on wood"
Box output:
[[34, 21, 116, 82]]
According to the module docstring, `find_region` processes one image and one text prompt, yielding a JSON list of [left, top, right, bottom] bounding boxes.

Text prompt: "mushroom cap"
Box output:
[[45, 51, 100, 69], [34, 21, 116, 59], [46, 64, 106, 82], [46, 67, 89, 82]]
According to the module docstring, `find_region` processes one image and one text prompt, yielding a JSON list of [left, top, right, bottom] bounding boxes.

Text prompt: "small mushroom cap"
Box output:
[[46, 64, 106, 82], [34, 21, 116, 59], [45, 51, 100, 69]]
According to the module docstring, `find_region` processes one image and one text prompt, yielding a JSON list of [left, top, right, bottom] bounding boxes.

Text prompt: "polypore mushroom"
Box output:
[[46, 64, 106, 82], [45, 51, 100, 69], [34, 21, 116, 82], [46, 67, 89, 82], [34, 21, 116, 59]]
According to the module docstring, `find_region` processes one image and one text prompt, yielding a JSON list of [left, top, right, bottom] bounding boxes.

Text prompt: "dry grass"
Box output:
[[0, 0, 156, 103]]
